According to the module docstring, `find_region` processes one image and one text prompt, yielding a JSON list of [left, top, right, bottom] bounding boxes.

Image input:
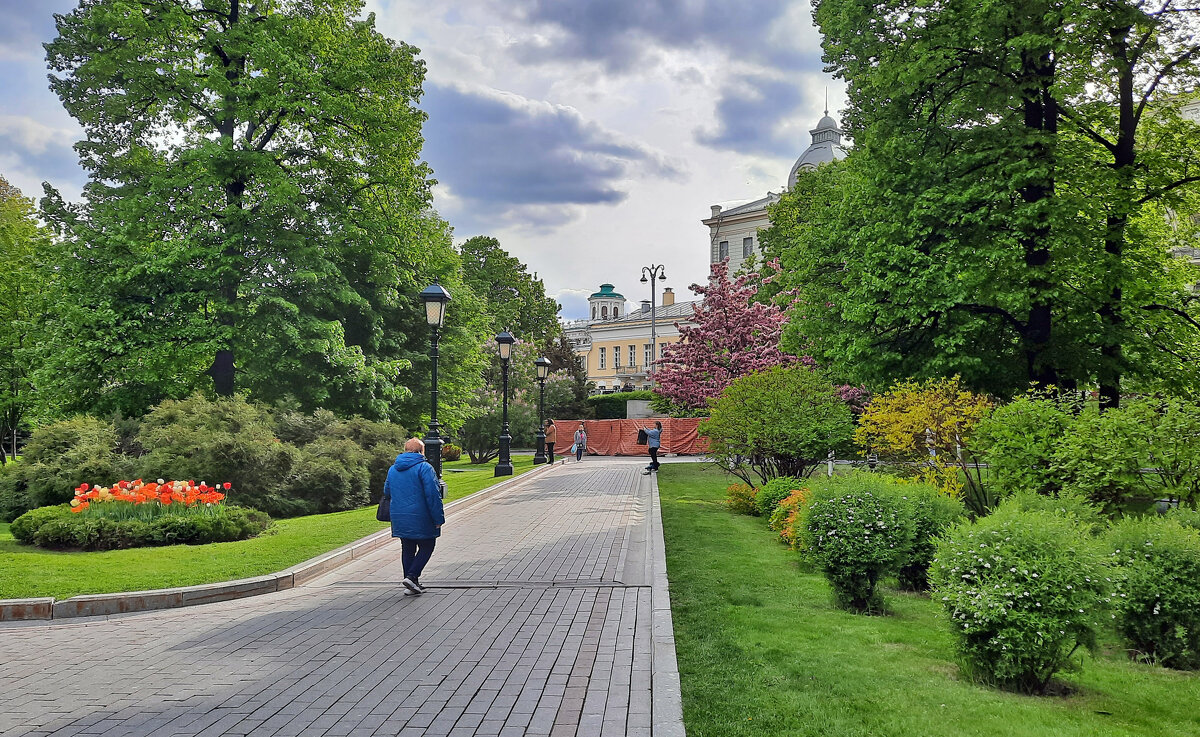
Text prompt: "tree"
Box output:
[[40, 0, 487, 420], [796, 0, 1200, 403], [0, 176, 52, 463], [541, 334, 592, 419], [699, 365, 854, 485], [453, 338, 541, 463], [654, 261, 799, 412], [459, 235, 561, 344]]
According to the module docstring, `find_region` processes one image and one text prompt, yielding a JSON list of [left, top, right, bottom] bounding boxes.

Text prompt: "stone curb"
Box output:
[[1, 460, 564, 622], [647, 472, 687, 737]]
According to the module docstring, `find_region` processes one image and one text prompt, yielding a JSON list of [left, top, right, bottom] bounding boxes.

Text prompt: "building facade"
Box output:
[[701, 112, 848, 274], [563, 285, 696, 393]]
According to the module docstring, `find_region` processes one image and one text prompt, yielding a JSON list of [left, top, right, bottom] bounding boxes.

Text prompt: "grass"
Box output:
[[0, 454, 540, 601], [657, 464, 1200, 737]]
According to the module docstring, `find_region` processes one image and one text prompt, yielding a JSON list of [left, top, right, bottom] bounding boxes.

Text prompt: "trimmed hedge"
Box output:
[[11, 504, 271, 551], [585, 390, 655, 419]]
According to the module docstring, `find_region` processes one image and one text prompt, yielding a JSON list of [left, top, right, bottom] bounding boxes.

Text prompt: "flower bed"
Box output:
[[12, 478, 270, 551]]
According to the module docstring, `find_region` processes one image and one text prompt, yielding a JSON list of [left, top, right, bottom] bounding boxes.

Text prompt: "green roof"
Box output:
[[589, 283, 625, 300]]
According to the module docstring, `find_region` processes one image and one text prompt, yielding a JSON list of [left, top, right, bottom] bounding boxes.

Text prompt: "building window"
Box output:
[[591, 305, 596, 319], [601, 305, 608, 319], [614, 346, 622, 368], [629, 345, 637, 369], [743, 237, 753, 258], [599, 347, 606, 369], [644, 343, 652, 366], [660, 342, 667, 359], [613, 308, 619, 318], [719, 240, 729, 260]]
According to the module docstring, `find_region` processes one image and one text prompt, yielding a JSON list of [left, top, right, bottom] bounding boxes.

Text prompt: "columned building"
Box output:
[[563, 285, 696, 393], [702, 111, 848, 273]]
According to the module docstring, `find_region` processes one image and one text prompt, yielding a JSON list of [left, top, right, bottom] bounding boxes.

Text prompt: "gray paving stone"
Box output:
[[0, 459, 684, 737]]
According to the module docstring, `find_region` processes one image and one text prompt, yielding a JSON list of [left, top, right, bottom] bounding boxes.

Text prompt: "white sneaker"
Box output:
[[402, 577, 420, 594]]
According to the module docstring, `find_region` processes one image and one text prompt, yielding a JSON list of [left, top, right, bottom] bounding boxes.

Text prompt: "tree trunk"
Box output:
[[1098, 28, 1136, 411]]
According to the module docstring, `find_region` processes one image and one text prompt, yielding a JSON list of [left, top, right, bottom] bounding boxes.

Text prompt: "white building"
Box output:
[[701, 112, 848, 274], [563, 285, 697, 393]]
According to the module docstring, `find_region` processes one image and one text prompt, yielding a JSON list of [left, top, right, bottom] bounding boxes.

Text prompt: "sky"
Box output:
[[0, 0, 845, 320]]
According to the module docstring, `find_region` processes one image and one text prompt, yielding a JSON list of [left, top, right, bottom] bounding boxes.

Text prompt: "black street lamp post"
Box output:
[[640, 264, 667, 378], [420, 281, 452, 479], [533, 356, 552, 464], [494, 331, 515, 477]]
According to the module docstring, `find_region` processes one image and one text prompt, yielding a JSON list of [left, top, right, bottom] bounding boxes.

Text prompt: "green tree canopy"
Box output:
[[39, 0, 488, 422], [459, 235, 561, 345], [0, 175, 52, 463]]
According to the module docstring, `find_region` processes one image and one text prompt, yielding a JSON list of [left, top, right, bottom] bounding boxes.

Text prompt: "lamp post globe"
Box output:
[[494, 331, 516, 477], [533, 356, 552, 464], [420, 281, 452, 479]]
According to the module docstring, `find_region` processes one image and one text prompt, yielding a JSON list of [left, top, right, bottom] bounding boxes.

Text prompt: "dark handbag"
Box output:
[[376, 492, 390, 522], [636, 428, 648, 445]]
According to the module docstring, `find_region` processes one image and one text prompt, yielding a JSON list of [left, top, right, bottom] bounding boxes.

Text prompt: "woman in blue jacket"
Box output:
[[387, 438, 445, 594]]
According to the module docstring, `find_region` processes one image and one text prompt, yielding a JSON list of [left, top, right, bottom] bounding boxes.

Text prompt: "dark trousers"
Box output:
[[546, 443, 555, 463], [648, 446, 660, 470], [401, 537, 437, 581], [576, 443, 585, 461]]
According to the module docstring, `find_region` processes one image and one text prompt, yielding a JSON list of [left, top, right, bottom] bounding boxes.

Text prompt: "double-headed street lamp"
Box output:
[[494, 331, 515, 477], [640, 264, 667, 377], [420, 281, 452, 479], [533, 356, 552, 464]]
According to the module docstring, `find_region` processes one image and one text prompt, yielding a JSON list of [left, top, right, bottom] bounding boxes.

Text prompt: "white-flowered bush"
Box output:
[[802, 485, 911, 613], [929, 504, 1110, 693], [1106, 517, 1200, 670]]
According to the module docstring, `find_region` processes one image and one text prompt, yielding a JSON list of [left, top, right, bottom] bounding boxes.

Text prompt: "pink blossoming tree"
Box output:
[[654, 261, 801, 411]]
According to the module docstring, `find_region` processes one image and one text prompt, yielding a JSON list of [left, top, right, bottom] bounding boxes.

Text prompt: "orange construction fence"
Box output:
[[551, 418, 710, 456]]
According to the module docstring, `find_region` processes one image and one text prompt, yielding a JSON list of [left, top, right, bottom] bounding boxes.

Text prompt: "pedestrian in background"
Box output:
[[544, 419, 557, 464], [573, 423, 587, 461], [642, 421, 663, 475], [387, 437, 444, 595]]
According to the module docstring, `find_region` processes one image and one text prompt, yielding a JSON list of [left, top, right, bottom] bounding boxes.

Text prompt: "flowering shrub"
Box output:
[[725, 483, 758, 516], [755, 476, 802, 518], [441, 443, 463, 462], [1106, 517, 1200, 670], [768, 488, 813, 549], [929, 505, 1110, 693], [802, 487, 911, 613], [855, 377, 993, 516], [69, 479, 229, 517]]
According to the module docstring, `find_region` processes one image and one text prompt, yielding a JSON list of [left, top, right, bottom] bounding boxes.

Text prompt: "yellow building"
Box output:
[[563, 284, 696, 393]]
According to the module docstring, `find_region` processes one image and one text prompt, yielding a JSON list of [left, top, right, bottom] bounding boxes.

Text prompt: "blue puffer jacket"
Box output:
[[386, 452, 445, 539]]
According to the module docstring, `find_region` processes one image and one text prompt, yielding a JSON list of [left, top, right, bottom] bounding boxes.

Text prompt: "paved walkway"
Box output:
[[0, 459, 684, 737]]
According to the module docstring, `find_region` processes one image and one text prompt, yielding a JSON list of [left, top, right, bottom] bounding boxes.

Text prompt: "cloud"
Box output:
[[695, 74, 815, 157], [0, 0, 73, 60], [552, 288, 593, 321], [421, 83, 684, 230], [506, 0, 796, 71], [0, 114, 84, 194]]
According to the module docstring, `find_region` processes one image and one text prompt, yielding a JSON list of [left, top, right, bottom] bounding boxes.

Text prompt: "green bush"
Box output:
[[136, 395, 301, 517], [889, 482, 965, 591], [802, 484, 912, 613], [15, 417, 135, 513], [283, 437, 371, 513], [441, 443, 463, 462], [725, 483, 758, 515], [325, 417, 408, 500], [1169, 507, 1200, 531], [1106, 517, 1200, 670], [755, 476, 802, 518], [585, 390, 654, 420], [973, 393, 1074, 498], [273, 407, 339, 446], [929, 503, 1110, 693], [999, 490, 1108, 534], [12, 504, 270, 550], [701, 365, 854, 486], [0, 463, 30, 522]]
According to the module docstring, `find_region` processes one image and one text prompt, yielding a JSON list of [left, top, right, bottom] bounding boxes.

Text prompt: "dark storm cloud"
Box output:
[[695, 73, 811, 157], [507, 0, 795, 71], [497, 0, 828, 157], [421, 83, 682, 214]]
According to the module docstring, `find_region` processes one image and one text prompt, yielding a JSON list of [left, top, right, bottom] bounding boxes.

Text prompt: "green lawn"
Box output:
[[0, 454, 540, 601], [658, 464, 1200, 737]]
